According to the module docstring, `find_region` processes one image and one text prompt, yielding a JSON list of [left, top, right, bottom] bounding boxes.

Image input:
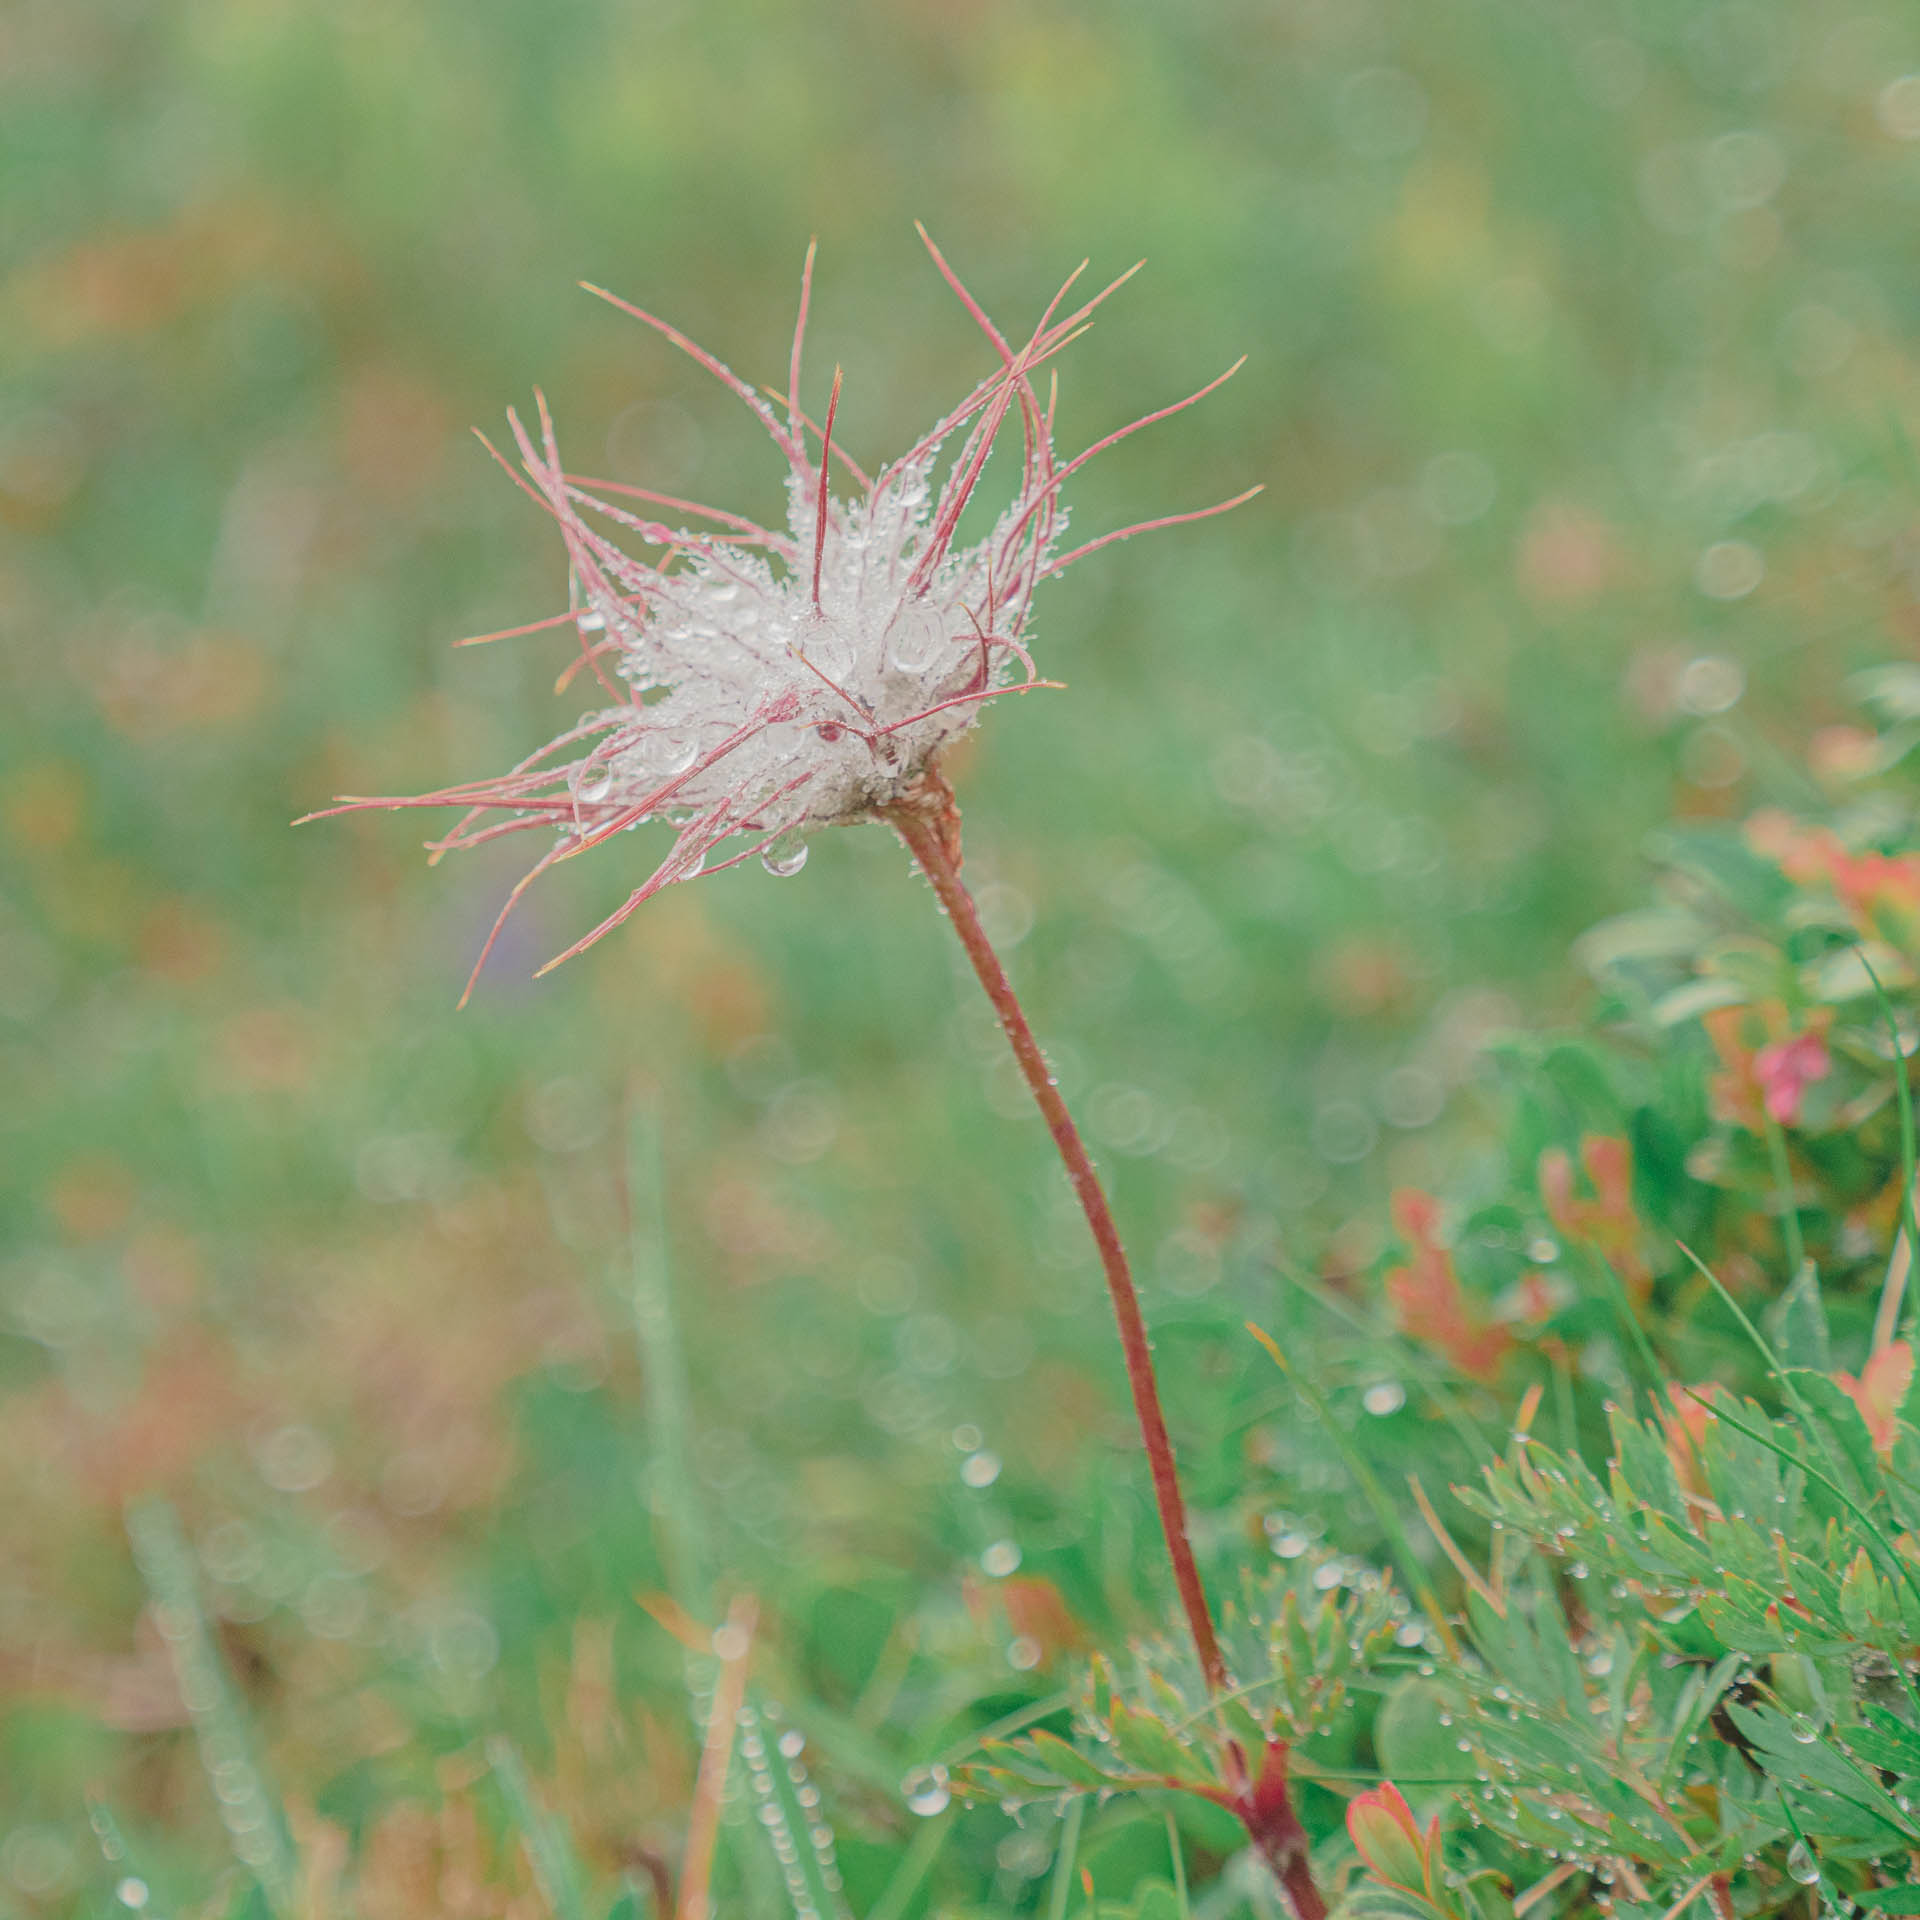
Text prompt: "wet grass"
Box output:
[[5, 1, 1920, 1912]]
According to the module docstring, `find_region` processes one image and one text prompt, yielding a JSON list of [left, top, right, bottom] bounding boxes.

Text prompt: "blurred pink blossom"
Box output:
[[1753, 1030, 1830, 1126]]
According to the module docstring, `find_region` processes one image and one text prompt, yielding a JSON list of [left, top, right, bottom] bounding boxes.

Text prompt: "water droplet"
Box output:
[[1785, 1839, 1819, 1885], [1789, 1712, 1819, 1743], [981, 1539, 1021, 1577], [761, 833, 809, 878], [799, 618, 855, 681], [645, 731, 698, 778], [1362, 1379, 1405, 1417], [576, 607, 606, 634], [116, 1881, 149, 1910], [901, 1764, 951, 1817], [577, 764, 614, 804], [960, 1449, 1002, 1488], [887, 602, 952, 674], [777, 1729, 806, 1760]]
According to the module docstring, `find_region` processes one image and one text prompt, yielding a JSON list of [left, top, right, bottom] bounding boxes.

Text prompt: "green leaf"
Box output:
[[1574, 907, 1711, 971], [1856, 1888, 1920, 1913], [1724, 1704, 1914, 1838], [1103, 1699, 1211, 1785], [1784, 1368, 1880, 1500], [1804, 944, 1917, 1002], [1376, 1677, 1479, 1787], [1843, 1704, 1920, 1776], [1849, 663, 1920, 721], [1651, 977, 1750, 1026], [1768, 1266, 1831, 1372], [1019, 1729, 1116, 1789], [1607, 1405, 1688, 1524]]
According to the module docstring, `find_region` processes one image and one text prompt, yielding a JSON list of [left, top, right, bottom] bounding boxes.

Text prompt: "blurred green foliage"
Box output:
[[8, 0, 1920, 1915]]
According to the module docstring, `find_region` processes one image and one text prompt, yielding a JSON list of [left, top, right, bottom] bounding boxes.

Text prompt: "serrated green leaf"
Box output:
[[1784, 1367, 1880, 1499], [1104, 1699, 1210, 1785], [1725, 1704, 1914, 1838], [1841, 1547, 1887, 1636], [1608, 1406, 1688, 1523], [1844, 1704, 1920, 1777]]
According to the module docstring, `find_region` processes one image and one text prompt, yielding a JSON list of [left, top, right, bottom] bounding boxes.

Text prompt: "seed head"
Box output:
[[310, 232, 1254, 1001]]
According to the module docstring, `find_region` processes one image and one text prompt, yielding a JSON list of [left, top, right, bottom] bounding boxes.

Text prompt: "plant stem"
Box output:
[[888, 783, 1227, 1695], [1228, 1741, 1327, 1920]]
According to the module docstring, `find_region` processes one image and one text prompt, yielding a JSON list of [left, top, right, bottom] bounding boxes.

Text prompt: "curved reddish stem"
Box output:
[[887, 778, 1227, 1695]]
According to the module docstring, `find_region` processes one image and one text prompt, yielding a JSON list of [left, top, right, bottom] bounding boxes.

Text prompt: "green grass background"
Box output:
[[5, 0, 1920, 1911]]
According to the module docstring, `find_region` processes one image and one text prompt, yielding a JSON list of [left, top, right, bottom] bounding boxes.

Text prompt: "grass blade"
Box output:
[[124, 1500, 298, 1917], [626, 1086, 708, 1615], [489, 1737, 589, 1920]]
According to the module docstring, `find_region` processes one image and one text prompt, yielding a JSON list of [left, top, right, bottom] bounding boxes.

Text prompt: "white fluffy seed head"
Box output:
[[315, 240, 1255, 994], [564, 442, 1059, 840]]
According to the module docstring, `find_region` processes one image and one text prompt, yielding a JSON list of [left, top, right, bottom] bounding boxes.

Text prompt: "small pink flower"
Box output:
[[311, 235, 1254, 1001], [1753, 1030, 1831, 1127]]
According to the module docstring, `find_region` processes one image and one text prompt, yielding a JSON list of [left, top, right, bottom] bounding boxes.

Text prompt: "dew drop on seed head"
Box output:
[[888, 603, 950, 674], [577, 764, 614, 803], [800, 619, 855, 681], [761, 833, 809, 878], [650, 731, 698, 777]]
